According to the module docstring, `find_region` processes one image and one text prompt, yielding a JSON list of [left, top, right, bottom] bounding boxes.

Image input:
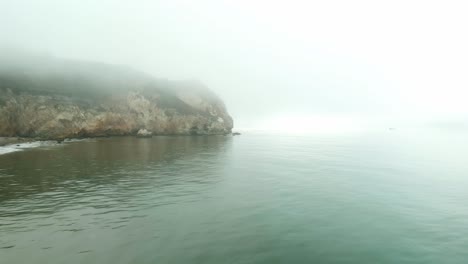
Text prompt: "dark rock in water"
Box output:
[[232, 132, 241, 136], [0, 51, 233, 140], [1, 245, 15, 249]]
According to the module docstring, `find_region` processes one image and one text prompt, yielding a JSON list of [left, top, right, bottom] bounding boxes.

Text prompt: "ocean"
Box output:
[[1, 130, 468, 263]]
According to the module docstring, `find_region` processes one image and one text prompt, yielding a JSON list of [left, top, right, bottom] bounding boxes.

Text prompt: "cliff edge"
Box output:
[[0, 52, 233, 139]]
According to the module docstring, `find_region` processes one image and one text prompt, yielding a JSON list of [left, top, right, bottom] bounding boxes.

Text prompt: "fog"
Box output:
[[2, 0, 468, 131]]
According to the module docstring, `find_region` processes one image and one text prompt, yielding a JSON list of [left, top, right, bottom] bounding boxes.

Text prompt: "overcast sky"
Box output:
[[2, 0, 468, 130]]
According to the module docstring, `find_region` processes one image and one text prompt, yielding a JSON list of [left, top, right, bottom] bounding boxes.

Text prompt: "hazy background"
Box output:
[[1, 0, 468, 132]]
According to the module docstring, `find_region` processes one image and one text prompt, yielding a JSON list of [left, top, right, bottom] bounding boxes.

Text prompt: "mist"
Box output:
[[2, 0, 468, 132]]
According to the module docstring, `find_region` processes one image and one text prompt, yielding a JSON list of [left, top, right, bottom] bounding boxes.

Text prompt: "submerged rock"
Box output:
[[0, 52, 233, 139], [232, 132, 241, 136]]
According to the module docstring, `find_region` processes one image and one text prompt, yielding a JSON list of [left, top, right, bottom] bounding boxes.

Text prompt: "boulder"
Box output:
[[136, 129, 152, 138]]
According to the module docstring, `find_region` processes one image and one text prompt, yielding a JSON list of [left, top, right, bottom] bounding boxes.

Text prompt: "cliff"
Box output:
[[0, 52, 233, 139]]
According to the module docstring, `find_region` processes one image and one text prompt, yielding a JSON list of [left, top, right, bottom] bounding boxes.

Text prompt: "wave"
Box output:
[[0, 140, 59, 155]]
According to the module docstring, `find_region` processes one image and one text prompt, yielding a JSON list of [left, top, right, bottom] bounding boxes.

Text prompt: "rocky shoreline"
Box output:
[[0, 131, 239, 148], [0, 137, 38, 147]]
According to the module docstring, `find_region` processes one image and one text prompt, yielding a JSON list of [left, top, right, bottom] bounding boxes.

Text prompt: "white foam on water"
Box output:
[[0, 140, 59, 155], [0, 146, 21, 155]]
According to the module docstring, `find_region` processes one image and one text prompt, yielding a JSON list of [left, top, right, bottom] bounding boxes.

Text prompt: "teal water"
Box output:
[[1, 131, 468, 263]]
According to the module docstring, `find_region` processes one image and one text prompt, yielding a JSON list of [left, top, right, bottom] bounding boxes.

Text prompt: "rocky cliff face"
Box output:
[[0, 53, 233, 139]]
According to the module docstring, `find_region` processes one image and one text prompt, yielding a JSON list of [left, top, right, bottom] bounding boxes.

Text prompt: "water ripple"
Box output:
[[1, 134, 468, 263]]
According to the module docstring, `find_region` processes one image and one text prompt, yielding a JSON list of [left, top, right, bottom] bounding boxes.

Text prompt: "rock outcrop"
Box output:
[[0, 52, 233, 139], [136, 129, 153, 138]]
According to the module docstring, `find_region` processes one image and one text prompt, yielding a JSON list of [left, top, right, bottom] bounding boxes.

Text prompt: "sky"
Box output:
[[1, 0, 468, 131]]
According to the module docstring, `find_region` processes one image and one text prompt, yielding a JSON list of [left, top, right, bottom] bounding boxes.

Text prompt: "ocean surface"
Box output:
[[1, 131, 468, 263]]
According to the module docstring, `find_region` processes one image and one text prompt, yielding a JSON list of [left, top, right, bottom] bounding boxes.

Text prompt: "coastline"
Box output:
[[0, 134, 236, 155], [0, 137, 55, 155], [1, 133, 235, 147], [0, 137, 39, 147], [0, 137, 80, 155]]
